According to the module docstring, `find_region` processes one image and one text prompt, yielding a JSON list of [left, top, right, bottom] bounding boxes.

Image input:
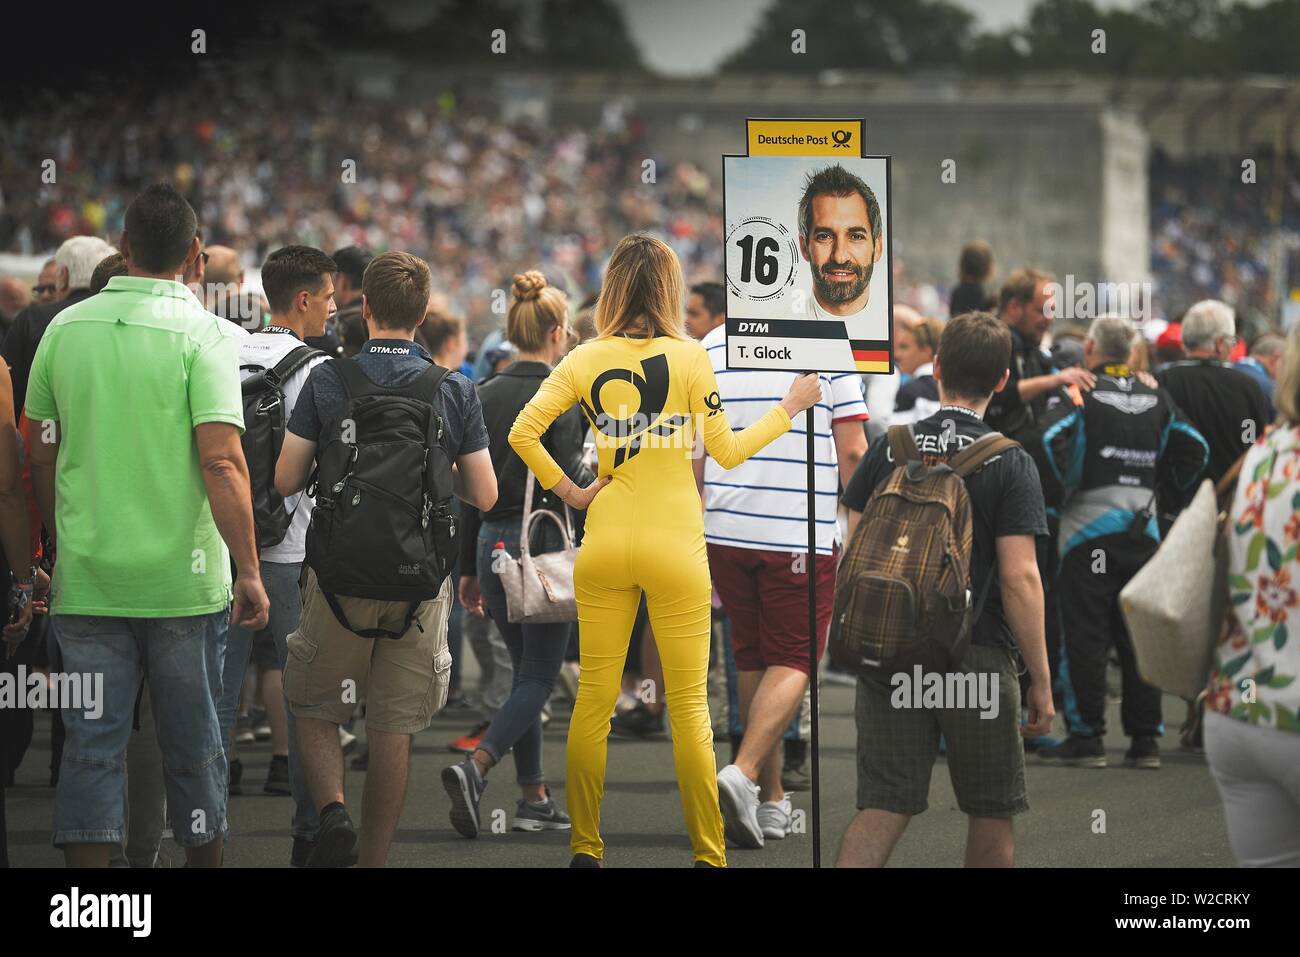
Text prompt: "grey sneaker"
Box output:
[[757, 796, 793, 840], [442, 758, 486, 839], [512, 788, 572, 831], [716, 764, 764, 849]]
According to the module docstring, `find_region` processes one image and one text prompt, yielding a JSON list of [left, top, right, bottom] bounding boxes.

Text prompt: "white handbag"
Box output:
[[497, 469, 579, 625], [1119, 479, 1228, 700]]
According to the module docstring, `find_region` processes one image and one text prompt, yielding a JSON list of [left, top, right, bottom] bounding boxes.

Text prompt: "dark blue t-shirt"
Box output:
[[289, 338, 489, 460]]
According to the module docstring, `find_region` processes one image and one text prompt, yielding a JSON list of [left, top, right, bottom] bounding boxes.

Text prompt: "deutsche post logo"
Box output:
[[832, 129, 853, 149]]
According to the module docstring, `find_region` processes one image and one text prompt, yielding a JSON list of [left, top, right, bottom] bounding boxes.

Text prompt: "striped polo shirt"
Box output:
[[700, 324, 869, 555]]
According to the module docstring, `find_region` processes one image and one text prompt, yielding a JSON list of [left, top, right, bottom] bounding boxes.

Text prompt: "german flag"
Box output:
[[851, 339, 891, 374]]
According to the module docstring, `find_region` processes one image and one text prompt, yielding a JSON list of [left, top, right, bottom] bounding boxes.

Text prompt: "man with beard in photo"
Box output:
[[797, 164, 883, 323]]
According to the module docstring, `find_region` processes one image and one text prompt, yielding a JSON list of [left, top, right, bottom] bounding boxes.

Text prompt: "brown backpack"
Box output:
[[829, 425, 1019, 678]]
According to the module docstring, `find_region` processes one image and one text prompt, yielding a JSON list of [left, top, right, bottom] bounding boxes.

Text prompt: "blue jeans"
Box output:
[[722, 614, 802, 741], [476, 516, 571, 785], [52, 609, 229, 849], [216, 561, 317, 840]]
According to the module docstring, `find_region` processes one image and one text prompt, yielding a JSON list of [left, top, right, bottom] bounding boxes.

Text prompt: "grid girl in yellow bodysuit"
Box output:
[[509, 235, 821, 867]]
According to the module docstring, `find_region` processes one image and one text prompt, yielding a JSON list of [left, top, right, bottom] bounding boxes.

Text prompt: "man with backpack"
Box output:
[[834, 311, 1054, 867], [275, 251, 496, 867], [1038, 316, 1208, 770], [217, 245, 336, 865]]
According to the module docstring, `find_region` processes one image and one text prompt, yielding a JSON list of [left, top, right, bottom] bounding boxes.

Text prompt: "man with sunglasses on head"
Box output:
[[3, 236, 116, 416]]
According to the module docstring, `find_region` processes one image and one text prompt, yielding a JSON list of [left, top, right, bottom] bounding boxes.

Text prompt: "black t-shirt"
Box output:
[[984, 326, 1054, 440], [949, 281, 992, 317], [1156, 359, 1271, 485], [842, 407, 1049, 649]]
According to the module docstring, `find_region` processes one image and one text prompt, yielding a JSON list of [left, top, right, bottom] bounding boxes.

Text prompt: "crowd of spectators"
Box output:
[[1149, 149, 1300, 332], [0, 76, 723, 347]]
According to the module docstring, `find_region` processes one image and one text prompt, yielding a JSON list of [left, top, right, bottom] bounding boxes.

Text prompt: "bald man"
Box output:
[[202, 245, 262, 329], [204, 245, 243, 289], [0, 278, 30, 339]]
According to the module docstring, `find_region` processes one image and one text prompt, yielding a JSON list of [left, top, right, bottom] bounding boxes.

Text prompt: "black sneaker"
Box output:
[[442, 758, 486, 839], [228, 757, 244, 796], [264, 755, 291, 795], [569, 853, 603, 868], [1039, 735, 1107, 768], [307, 805, 358, 867], [290, 836, 316, 868], [610, 704, 666, 738], [1125, 736, 1161, 769], [781, 739, 809, 792]]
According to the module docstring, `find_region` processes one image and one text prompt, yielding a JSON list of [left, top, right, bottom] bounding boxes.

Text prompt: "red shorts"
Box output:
[[707, 542, 837, 676]]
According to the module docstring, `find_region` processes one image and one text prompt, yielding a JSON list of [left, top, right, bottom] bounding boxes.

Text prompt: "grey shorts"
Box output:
[[854, 643, 1028, 818]]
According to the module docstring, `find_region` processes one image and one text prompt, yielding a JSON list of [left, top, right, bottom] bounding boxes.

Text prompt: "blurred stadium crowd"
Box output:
[[5, 82, 1298, 343], [0, 83, 721, 342]]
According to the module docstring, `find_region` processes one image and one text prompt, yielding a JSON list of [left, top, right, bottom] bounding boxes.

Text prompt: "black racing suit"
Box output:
[[1041, 363, 1208, 739]]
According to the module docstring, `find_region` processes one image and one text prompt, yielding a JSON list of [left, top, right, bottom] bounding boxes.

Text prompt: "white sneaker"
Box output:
[[757, 797, 793, 840], [339, 726, 357, 753], [716, 764, 764, 849]]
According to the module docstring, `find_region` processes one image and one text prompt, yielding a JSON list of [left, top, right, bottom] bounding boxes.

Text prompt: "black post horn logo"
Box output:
[[580, 353, 673, 468]]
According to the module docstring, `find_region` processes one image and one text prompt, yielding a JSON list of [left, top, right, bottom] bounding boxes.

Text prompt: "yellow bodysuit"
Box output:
[[509, 332, 791, 866]]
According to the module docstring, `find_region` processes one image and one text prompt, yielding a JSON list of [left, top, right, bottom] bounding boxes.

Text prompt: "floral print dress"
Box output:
[[1207, 424, 1300, 732]]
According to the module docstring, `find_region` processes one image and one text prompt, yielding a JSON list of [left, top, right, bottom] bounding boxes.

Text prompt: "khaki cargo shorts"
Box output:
[[284, 569, 453, 734]]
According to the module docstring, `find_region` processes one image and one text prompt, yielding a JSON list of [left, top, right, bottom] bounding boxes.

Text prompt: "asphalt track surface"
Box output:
[[5, 660, 1235, 868]]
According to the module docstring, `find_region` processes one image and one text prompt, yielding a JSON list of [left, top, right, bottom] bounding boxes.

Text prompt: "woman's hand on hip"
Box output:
[[554, 474, 612, 510]]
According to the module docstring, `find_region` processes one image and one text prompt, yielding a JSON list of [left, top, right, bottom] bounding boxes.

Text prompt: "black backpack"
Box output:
[[305, 357, 458, 638], [241, 344, 324, 548]]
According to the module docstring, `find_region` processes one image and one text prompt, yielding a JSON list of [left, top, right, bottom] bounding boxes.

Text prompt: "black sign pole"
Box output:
[[805, 394, 821, 868]]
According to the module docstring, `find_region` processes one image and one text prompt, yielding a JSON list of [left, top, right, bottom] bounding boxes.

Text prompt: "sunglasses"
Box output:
[[32, 284, 56, 295]]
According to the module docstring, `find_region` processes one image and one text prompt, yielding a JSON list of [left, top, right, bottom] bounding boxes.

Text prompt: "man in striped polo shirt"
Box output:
[[695, 317, 868, 849]]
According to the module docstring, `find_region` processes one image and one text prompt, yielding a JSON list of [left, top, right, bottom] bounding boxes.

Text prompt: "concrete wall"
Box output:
[[546, 86, 1140, 289]]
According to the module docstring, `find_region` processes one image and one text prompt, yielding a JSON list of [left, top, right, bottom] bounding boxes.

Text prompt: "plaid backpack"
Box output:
[[828, 425, 1018, 678]]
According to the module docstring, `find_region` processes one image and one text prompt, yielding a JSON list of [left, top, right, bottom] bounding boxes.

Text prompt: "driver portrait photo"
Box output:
[[797, 164, 884, 324]]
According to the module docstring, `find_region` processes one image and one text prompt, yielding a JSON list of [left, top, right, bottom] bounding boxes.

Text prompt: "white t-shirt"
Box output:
[[238, 328, 328, 564], [807, 293, 869, 324], [701, 324, 869, 555]]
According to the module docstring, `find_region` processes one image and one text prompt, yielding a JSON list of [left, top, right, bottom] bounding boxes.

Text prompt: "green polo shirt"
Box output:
[[25, 276, 244, 617]]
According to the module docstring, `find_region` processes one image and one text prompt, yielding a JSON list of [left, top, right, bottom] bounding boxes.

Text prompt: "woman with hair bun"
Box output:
[[509, 235, 821, 867], [442, 270, 588, 839]]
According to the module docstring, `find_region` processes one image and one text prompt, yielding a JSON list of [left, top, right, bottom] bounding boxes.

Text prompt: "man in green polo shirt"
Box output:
[[25, 182, 269, 868]]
